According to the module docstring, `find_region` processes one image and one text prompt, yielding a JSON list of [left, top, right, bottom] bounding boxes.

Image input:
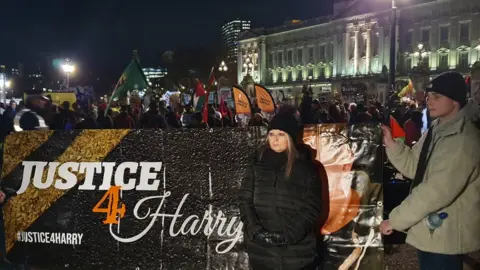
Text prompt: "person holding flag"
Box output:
[[380, 72, 480, 270]]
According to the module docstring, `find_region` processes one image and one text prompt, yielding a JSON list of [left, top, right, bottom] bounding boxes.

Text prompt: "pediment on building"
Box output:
[[457, 45, 470, 52], [275, 67, 283, 72], [317, 61, 327, 66], [306, 63, 315, 68], [296, 64, 304, 69], [437, 47, 450, 54]]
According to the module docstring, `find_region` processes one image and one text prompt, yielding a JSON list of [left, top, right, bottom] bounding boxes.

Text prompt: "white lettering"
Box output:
[[114, 162, 138, 190], [39, 162, 59, 189], [55, 162, 79, 190], [137, 162, 162, 191], [78, 162, 103, 190], [99, 162, 116, 190], [18, 162, 165, 192], [109, 192, 243, 254], [18, 161, 47, 194]]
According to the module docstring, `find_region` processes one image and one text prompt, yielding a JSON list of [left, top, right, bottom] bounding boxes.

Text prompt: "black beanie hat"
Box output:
[[268, 112, 300, 142], [425, 71, 467, 107]]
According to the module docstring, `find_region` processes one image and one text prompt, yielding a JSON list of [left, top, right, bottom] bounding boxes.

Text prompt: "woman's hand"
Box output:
[[381, 125, 397, 150]]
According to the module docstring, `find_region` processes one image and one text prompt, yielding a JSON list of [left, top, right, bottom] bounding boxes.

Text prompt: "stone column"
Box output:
[[354, 30, 359, 75], [332, 35, 338, 77], [345, 32, 350, 76], [366, 28, 372, 74], [237, 46, 243, 85], [260, 38, 267, 84]]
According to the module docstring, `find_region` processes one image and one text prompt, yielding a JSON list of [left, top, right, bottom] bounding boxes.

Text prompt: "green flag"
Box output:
[[106, 55, 148, 113]]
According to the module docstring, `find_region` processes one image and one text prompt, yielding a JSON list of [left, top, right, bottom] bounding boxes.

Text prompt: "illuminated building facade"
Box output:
[[237, 0, 480, 104]]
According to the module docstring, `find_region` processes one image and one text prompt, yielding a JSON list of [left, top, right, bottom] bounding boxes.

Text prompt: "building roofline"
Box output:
[[238, 0, 454, 42]]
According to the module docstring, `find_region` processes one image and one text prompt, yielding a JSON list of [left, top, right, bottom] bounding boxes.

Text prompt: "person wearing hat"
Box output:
[[238, 111, 322, 270], [380, 71, 480, 269]]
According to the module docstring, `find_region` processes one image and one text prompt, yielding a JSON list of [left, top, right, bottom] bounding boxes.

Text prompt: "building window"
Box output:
[[297, 70, 302, 81], [319, 67, 325, 78], [308, 47, 314, 63], [439, 54, 448, 69], [373, 32, 380, 56], [350, 37, 355, 59], [277, 52, 283, 66], [287, 50, 293, 66], [269, 53, 274, 68], [460, 23, 470, 41], [439, 26, 449, 43], [405, 58, 412, 72], [421, 29, 430, 44], [362, 37, 367, 57], [319, 45, 326, 61], [297, 48, 303, 65], [405, 30, 413, 48], [459, 52, 469, 69]]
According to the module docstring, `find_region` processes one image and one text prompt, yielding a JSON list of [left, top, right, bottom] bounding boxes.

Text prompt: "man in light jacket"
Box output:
[[380, 72, 480, 270]]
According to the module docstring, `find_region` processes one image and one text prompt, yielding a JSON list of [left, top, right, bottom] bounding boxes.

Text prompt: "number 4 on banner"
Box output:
[[92, 186, 126, 224]]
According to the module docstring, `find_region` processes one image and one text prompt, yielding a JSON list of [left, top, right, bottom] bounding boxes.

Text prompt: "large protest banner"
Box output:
[[303, 124, 383, 270], [1, 125, 383, 269]]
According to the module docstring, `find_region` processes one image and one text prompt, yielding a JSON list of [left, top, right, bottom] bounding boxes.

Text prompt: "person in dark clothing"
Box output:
[[403, 110, 423, 146], [1, 101, 17, 136], [51, 101, 76, 130], [97, 109, 114, 129], [140, 102, 168, 129], [239, 112, 322, 270], [114, 105, 135, 129], [300, 91, 314, 124]]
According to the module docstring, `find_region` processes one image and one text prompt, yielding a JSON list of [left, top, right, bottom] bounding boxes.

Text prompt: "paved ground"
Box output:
[[385, 245, 419, 270], [385, 244, 480, 270]]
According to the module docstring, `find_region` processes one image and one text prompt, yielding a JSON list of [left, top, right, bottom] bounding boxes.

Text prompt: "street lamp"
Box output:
[[243, 56, 254, 74], [414, 43, 428, 63], [62, 60, 75, 89], [388, 0, 397, 94], [219, 61, 228, 72], [0, 77, 11, 104]]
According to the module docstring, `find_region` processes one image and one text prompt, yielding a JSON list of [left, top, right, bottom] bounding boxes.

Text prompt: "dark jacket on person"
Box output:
[[238, 147, 322, 270]]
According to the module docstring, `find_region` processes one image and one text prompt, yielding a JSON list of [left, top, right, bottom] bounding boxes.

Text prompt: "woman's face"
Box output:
[[268, 129, 289, 153]]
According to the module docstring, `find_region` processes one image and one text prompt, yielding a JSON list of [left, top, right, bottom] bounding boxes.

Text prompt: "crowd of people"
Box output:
[[0, 71, 479, 270], [0, 90, 426, 139]]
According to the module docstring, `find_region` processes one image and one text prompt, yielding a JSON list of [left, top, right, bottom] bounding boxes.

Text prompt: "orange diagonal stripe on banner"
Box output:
[[1, 131, 53, 179], [4, 129, 130, 252]]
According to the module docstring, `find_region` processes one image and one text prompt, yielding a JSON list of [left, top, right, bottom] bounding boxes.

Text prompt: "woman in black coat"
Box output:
[[239, 112, 322, 270]]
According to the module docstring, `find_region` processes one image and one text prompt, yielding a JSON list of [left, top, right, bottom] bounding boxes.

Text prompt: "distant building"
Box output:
[[142, 67, 167, 88], [237, 0, 480, 104], [222, 20, 251, 64]]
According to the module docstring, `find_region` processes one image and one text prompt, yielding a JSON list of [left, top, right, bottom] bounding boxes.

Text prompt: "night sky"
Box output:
[[1, 0, 332, 80]]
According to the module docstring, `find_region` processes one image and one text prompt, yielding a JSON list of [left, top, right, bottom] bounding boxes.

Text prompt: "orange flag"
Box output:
[[390, 115, 406, 140], [232, 86, 252, 115], [254, 84, 275, 113]]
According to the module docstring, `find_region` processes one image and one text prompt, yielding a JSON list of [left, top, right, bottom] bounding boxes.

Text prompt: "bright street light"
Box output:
[[0, 79, 11, 88], [62, 63, 75, 73], [0, 78, 10, 104], [62, 60, 75, 89], [219, 60, 228, 72]]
